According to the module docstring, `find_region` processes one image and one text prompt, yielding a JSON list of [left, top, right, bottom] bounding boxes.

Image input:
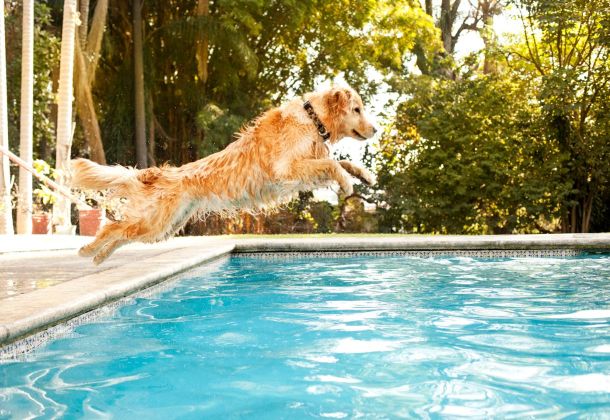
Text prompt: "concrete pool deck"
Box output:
[[1, 233, 609, 350]]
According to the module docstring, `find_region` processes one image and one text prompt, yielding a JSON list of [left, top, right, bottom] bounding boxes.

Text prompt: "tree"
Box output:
[[82, 0, 441, 234], [195, 0, 209, 85], [78, 0, 89, 46], [53, 0, 78, 230], [373, 71, 569, 234], [74, 0, 108, 164], [371, 0, 610, 234], [5, 3, 60, 164], [16, 0, 34, 234], [93, 0, 439, 166], [413, 0, 502, 75], [478, 0, 502, 74], [511, 0, 610, 232], [133, 0, 147, 168], [0, 0, 14, 235]]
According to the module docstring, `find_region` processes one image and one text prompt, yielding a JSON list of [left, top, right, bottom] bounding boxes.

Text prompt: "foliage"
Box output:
[[372, 0, 610, 234], [93, 0, 438, 165], [507, 0, 610, 232], [31, 159, 56, 213], [375, 72, 571, 233], [4, 0, 610, 234]]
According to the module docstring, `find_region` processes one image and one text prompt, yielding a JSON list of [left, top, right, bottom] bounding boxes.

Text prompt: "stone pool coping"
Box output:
[[1, 233, 609, 350], [0, 238, 235, 349], [233, 233, 610, 253]]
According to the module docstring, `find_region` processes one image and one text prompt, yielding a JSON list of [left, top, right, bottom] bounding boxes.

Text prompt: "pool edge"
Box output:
[[1, 233, 609, 356], [232, 233, 610, 253], [0, 243, 234, 352]]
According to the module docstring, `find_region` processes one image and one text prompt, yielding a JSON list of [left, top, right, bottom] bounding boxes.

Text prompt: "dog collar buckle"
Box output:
[[303, 101, 331, 141]]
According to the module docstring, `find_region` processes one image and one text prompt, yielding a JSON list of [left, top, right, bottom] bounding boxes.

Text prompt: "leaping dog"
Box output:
[[72, 86, 377, 264]]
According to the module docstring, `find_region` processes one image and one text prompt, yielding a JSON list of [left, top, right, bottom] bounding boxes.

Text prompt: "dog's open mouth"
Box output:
[[352, 129, 367, 140]]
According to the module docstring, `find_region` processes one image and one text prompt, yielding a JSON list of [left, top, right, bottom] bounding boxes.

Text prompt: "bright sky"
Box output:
[[313, 2, 521, 204]]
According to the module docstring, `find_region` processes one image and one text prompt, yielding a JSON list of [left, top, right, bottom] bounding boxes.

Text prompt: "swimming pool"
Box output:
[[1, 254, 609, 417]]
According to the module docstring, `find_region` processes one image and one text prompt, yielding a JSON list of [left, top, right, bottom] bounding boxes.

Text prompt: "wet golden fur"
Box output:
[[72, 87, 377, 264]]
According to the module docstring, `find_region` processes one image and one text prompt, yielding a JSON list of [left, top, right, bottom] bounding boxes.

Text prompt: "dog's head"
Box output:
[[324, 87, 377, 142]]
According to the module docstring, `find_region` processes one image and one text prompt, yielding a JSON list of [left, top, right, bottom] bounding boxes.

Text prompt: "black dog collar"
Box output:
[[303, 100, 331, 141]]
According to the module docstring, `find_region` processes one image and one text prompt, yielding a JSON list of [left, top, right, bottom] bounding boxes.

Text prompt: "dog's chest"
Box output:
[[311, 140, 330, 159]]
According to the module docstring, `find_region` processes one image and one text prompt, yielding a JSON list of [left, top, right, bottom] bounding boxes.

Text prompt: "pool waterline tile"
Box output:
[[237, 249, 582, 259]]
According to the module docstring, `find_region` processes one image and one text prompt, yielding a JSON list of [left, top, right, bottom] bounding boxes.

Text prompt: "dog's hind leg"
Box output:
[[81, 195, 192, 263], [78, 221, 129, 257]]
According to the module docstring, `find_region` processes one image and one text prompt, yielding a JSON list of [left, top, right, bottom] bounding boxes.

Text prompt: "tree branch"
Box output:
[[518, 6, 545, 75], [450, 0, 462, 25]]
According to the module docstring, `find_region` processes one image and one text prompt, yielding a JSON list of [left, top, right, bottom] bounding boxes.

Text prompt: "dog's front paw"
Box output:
[[339, 177, 354, 196], [359, 169, 376, 186]]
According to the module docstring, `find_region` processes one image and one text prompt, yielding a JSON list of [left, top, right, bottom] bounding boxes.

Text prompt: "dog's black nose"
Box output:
[[373, 126, 378, 134]]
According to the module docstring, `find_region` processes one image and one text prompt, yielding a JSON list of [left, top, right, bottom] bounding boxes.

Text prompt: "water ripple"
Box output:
[[1, 254, 609, 418]]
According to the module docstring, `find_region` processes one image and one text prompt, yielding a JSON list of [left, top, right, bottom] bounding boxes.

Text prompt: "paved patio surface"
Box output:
[[0, 234, 90, 254], [0, 233, 609, 353], [0, 236, 232, 300]]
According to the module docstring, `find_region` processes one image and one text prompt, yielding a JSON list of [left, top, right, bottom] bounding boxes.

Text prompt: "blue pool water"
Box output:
[[1, 254, 610, 418]]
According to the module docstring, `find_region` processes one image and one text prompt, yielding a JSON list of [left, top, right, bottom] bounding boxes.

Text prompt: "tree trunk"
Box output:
[[0, 0, 14, 235], [582, 194, 593, 233], [425, 0, 433, 16], [415, 0, 464, 75], [440, 0, 454, 54], [413, 43, 432, 75], [196, 0, 209, 84], [17, 0, 34, 234], [43, 65, 60, 162], [133, 0, 147, 168], [147, 91, 156, 166], [75, 36, 106, 163], [74, 0, 108, 164], [481, 0, 499, 74], [53, 0, 78, 229], [78, 0, 90, 48], [85, 0, 108, 85], [561, 194, 594, 233]]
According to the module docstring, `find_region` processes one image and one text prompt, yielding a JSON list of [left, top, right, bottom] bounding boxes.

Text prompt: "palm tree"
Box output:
[[79, 0, 90, 47], [196, 0, 209, 84], [53, 0, 78, 230], [0, 0, 14, 235], [16, 0, 34, 234], [133, 0, 147, 168]]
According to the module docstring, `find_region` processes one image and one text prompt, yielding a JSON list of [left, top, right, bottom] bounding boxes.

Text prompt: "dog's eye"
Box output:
[[354, 107, 361, 114]]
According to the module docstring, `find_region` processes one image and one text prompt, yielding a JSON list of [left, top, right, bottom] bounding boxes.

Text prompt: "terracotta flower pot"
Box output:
[[79, 208, 106, 236], [32, 213, 51, 234]]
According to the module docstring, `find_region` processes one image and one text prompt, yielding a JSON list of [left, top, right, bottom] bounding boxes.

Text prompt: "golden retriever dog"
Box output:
[[72, 86, 377, 264]]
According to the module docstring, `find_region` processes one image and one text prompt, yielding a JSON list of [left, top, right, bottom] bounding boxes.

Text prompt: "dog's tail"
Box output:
[[71, 158, 140, 191]]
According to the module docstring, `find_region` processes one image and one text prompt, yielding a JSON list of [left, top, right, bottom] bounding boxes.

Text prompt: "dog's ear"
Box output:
[[326, 88, 351, 116]]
